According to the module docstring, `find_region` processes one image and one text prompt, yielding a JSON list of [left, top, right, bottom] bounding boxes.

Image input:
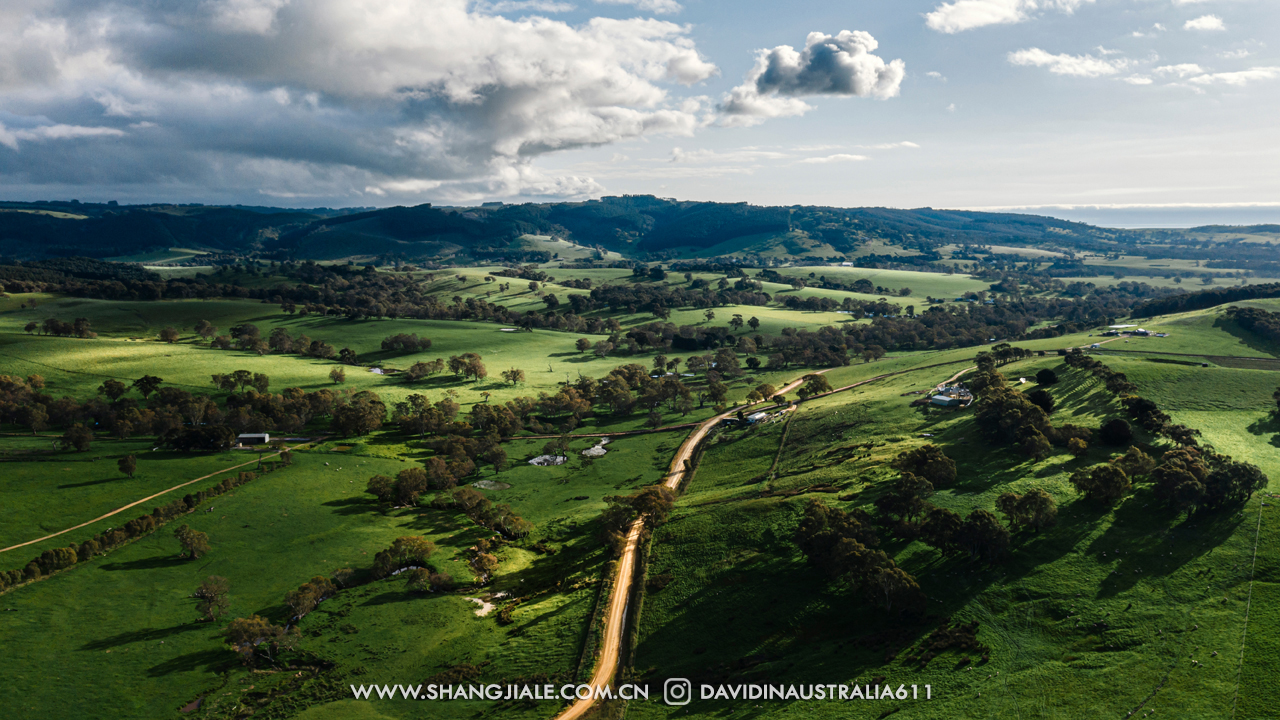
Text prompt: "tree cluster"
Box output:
[[795, 501, 926, 615]]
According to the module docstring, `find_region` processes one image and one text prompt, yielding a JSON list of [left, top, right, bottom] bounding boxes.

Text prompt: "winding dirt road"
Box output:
[[553, 356, 1006, 719], [553, 371, 819, 720]]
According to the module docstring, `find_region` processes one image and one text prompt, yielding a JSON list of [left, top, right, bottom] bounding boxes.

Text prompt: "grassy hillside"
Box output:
[[628, 351, 1276, 719]]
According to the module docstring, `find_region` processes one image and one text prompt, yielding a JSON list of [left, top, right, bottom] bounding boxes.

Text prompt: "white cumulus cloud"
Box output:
[[1184, 15, 1225, 31], [925, 0, 1094, 34], [718, 30, 904, 127]]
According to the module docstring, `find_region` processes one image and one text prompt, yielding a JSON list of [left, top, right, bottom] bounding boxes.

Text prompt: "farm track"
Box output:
[[553, 356, 980, 720], [0, 439, 320, 555]]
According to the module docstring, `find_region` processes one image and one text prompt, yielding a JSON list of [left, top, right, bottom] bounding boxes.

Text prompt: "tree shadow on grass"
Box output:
[[360, 589, 418, 607], [57, 476, 118, 489], [82, 622, 208, 650], [401, 510, 476, 537], [1089, 490, 1244, 599], [1212, 316, 1280, 357], [1246, 413, 1280, 448], [100, 555, 189, 571], [321, 496, 380, 516], [503, 589, 582, 633], [146, 648, 234, 677]]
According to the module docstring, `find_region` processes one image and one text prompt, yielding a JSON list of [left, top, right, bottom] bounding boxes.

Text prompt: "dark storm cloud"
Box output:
[[0, 0, 717, 203]]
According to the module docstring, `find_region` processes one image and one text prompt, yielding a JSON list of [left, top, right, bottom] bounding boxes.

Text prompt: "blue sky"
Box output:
[[0, 0, 1276, 225]]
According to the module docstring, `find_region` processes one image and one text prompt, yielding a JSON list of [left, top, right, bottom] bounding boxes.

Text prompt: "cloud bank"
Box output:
[[0, 0, 722, 202], [719, 31, 905, 126]]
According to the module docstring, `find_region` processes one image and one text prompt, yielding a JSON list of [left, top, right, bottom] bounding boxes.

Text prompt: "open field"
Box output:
[[0, 441, 280, 554], [107, 247, 211, 264], [513, 234, 625, 262]]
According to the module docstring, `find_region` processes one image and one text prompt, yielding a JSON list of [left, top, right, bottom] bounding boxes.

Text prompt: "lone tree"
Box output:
[[796, 373, 833, 400], [159, 327, 181, 343], [118, 454, 137, 478], [285, 576, 336, 619], [222, 616, 298, 666], [194, 319, 217, 341], [1069, 464, 1131, 503], [1099, 418, 1134, 446], [955, 509, 1010, 563], [193, 576, 231, 621], [174, 525, 210, 559], [501, 368, 526, 385], [98, 379, 128, 401], [62, 424, 93, 452], [372, 536, 436, 578], [1035, 368, 1059, 385], [575, 338, 591, 353], [329, 367, 347, 384], [920, 506, 964, 556], [1026, 388, 1055, 414], [996, 489, 1058, 532], [1111, 446, 1155, 478], [874, 472, 935, 526]]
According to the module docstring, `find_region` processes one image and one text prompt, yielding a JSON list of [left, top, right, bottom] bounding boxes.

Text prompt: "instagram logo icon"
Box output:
[[663, 678, 692, 706]]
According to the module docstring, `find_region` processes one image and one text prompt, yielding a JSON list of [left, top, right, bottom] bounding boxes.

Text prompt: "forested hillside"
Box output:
[[8, 197, 1276, 266]]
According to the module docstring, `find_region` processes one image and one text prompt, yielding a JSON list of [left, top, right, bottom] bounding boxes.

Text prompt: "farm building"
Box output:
[[746, 412, 769, 424], [928, 384, 973, 408], [235, 433, 269, 446]]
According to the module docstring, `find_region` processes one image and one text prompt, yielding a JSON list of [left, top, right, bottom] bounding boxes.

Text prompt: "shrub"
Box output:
[[1099, 418, 1133, 446]]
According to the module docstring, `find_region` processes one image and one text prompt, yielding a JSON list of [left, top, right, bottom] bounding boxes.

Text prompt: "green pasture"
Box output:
[[0, 443, 609, 719], [107, 247, 210, 264], [766, 266, 990, 300], [514, 233, 625, 262], [0, 440, 277, 555], [629, 349, 1273, 719]]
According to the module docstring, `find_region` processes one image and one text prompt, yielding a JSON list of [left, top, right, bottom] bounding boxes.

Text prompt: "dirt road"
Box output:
[[0, 439, 318, 555], [552, 372, 819, 720]]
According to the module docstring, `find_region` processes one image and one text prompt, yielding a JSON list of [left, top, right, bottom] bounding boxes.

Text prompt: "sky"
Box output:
[[0, 0, 1277, 226]]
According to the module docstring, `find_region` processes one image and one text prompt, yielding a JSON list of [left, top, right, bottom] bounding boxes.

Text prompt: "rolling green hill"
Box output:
[[8, 197, 1277, 269]]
